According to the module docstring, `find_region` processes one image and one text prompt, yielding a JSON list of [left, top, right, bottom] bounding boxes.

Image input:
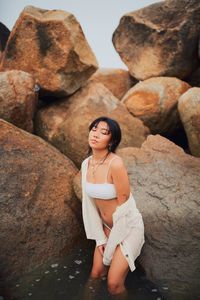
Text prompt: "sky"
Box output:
[[0, 0, 161, 69]]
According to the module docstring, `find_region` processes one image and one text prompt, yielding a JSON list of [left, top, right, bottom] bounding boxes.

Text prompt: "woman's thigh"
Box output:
[[90, 246, 108, 278], [90, 226, 110, 278], [107, 244, 129, 284]]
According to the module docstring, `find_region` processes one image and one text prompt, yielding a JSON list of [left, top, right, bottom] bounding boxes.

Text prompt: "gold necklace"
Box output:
[[90, 153, 110, 181]]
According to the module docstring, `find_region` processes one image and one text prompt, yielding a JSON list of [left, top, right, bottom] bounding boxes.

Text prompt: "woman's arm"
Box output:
[[111, 157, 131, 206]]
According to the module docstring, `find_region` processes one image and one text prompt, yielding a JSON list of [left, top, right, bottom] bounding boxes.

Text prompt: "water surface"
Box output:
[[0, 243, 196, 300]]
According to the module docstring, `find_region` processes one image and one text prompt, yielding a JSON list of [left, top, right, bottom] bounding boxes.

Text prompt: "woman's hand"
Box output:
[[98, 244, 106, 256]]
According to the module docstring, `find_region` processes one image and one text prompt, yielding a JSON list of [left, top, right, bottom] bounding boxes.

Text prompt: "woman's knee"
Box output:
[[107, 277, 125, 294], [90, 267, 106, 279]]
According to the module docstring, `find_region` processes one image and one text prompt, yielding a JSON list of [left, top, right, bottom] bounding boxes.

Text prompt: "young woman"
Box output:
[[81, 116, 145, 296]]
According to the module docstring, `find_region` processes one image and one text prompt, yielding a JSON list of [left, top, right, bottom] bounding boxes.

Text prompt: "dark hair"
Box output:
[[87, 116, 121, 155]]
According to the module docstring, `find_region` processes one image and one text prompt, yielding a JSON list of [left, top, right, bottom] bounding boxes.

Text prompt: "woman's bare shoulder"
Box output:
[[110, 154, 124, 167]]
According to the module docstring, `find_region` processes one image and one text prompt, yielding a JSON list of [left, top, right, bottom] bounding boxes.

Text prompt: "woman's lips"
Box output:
[[91, 139, 97, 143]]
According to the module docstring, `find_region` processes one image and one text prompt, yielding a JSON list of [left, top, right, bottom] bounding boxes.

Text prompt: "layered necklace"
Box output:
[[90, 152, 110, 182]]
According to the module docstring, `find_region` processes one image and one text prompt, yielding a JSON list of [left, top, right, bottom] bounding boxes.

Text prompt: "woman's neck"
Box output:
[[91, 149, 110, 161]]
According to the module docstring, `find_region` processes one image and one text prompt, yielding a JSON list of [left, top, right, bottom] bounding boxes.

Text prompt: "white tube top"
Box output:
[[85, 156, 118, 200], [85, 181, 117, 200]]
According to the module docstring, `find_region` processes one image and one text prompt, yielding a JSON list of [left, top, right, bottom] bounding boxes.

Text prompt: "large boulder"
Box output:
[[0, 6, 98, 98], [178, 87, 200, 157], [89, 68, 137, 99], [112, 0, 200, 80], [34, 81, 150, 167], [119, 136, 200, 295], [0, 70, 37, 132], [121, 77, 190, 134], [0, 119, 83, 279]]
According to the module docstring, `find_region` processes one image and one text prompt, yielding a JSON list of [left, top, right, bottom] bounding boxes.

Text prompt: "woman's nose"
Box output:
[[93, 131, 99, 138]]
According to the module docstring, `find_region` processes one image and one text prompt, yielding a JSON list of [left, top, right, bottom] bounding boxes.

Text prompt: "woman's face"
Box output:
[[88, 121, 112, 150]]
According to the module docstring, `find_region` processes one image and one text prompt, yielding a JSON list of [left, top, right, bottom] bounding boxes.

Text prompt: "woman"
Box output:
[[81, 116, 145, 296]]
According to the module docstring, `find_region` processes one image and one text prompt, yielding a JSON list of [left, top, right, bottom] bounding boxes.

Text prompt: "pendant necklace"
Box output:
[[90, 152, 110, 181]]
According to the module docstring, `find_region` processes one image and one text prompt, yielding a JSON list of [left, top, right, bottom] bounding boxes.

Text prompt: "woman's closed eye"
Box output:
[[92, 128, 108, 135]]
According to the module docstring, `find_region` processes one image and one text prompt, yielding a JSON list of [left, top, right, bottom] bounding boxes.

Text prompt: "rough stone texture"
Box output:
[[0, 119, 83, 279], [112, 0, 200, 80], [178, 87, 200, 157], [89, 68, 137, 99], [118, 136, 200, 292], [121, 77, 190, 134], [34, 81, 150, 167], [73, 171, 82, 201], [0, 6, 98, 98], [0, 70, 38, 132]]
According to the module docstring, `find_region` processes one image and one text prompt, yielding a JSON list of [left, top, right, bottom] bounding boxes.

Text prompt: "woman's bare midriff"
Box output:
[[93, 197, 118, 228]]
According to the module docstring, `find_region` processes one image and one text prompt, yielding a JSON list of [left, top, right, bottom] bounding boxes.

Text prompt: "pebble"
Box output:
[[156, 298, 161, 300], [63, 266, 67, 269], [151, 288, 157, 292], [28, 293, 32, 296], [16, 284, 20, 287], [74, 260, 82, 265], [69, 275, 75, 279], [51, 263, 59, 268], [75, 271, 80, 274], [35, 279, 40, 282], [57, 278, 61, 281], [162, 286, 169, 290], [44, 270, 50, 274]]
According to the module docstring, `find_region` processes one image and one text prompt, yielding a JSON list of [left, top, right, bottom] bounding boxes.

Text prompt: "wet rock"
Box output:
[[0, 6, 98, 98], [121, 77, 190, 134], [117, 135, 200, 292], [34, 81, 150, 166], [0, 119, 83, 279], [89, 68, 137, 99], [112, 0, 200, 80], [178, 87, 200, 157], [0, 70, 37, 132]]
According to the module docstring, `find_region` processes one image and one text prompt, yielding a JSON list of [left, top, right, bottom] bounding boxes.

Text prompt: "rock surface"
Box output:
[[90, 68, 137, 99], [178, 87, 200, 157], [119, 136, 200, 290], [121, 77, 190, 134], [0, 6, 98, 98], [112, 0, 200, 80], [34, 81, 150, 167], [0, 119, 83, 279], [0, 70, 37, 132]]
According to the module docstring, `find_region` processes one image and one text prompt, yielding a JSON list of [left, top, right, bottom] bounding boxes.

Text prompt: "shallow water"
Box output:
[[0, 244, 198, 300]]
